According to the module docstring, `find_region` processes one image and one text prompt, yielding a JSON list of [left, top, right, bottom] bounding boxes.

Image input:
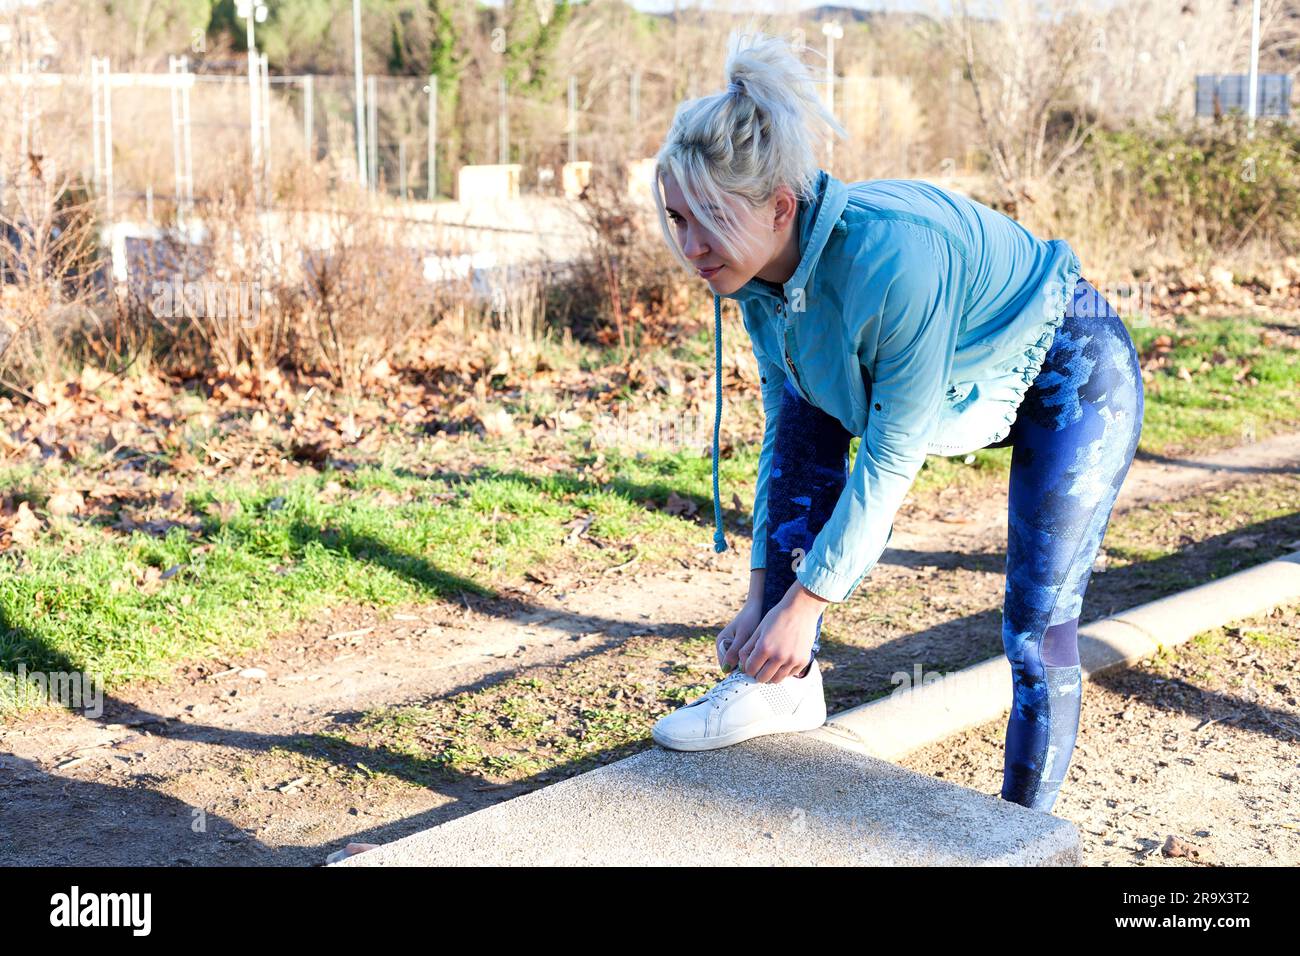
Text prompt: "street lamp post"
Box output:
[[822, 21, 843, 170]]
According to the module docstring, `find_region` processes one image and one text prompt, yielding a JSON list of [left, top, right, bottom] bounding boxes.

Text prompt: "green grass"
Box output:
[[1128, 317, 1300, 452], [0, 463, 702, 712]]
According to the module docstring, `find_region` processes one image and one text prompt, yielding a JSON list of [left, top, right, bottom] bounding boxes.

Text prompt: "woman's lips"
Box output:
[[697, 264, 724, 278]]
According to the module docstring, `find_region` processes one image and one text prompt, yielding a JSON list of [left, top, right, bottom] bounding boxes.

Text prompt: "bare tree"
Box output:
[[936, 0, 1099, 208], [936, 0, 1288, 210], [1255, 0, 1300, 81]]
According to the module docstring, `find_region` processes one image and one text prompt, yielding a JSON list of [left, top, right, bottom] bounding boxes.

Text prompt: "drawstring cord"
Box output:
[[711, 293, 727, 552]]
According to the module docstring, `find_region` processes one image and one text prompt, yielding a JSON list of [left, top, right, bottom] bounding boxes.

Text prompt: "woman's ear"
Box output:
[[772, 185, 798, 232]]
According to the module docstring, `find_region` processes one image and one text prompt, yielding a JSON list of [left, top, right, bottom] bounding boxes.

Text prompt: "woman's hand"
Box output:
[[716, 568, 767, 671], [730, 583, 828, 683], [716, 595, 764, 671]]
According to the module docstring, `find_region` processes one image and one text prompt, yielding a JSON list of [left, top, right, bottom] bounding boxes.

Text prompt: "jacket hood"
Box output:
[[707, 168, 850, 553]]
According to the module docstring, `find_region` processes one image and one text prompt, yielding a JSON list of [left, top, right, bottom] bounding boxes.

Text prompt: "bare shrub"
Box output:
[[279, 191, 436, 392], [938, 0, 1099, 208], [0, 161, 112, 394], [1041, 114, 1300, 277], [565, 161, 696, 352]]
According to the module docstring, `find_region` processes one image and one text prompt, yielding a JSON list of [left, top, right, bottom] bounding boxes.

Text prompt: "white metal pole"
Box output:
[[303, 74, 313, 161], [353, 0, 367, 188], [427, 75, 436, 200], [247, 10, 260, 196], [1247, 0, 1261, 137], [170, 56, 182, 195], [91, 58, 103, 199], [101, 58, 114, 221], [823, 21, 842, 171], [182, 64, 193, 215], [261, 52, 272, 182], [367, 74, 378, 193]]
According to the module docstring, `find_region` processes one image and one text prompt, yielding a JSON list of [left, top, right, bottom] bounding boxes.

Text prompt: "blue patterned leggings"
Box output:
[[758, 278, 1145, 813]]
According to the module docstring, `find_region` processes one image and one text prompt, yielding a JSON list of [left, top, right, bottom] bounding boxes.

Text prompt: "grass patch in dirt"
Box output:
[[331, 631, 722, 788], [1098, 472, 1300, 589]]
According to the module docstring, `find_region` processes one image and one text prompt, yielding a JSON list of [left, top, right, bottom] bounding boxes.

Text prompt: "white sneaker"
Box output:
[[652, 658, 827, 752]]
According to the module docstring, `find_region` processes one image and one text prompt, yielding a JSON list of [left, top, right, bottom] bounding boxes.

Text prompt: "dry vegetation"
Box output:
[[1, 0, 1299, 527]]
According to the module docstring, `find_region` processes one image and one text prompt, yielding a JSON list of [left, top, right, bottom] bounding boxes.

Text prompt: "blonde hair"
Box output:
[[653, 26, 849, 272]]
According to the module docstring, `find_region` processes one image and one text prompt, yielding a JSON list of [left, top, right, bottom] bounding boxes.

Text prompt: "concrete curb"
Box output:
[[809, 549, 1300, 761], [331, 731, 1081, 866]]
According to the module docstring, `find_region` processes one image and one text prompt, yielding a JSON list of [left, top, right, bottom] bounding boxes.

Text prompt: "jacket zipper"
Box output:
[[776, 291, 810, 402]]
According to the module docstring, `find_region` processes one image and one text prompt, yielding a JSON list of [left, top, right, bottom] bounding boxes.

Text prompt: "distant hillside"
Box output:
[[646, 3, 940, 26]]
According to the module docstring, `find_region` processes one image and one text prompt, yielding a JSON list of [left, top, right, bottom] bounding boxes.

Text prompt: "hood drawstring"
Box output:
[[711, 292, 727, 552], [703, 203, 839, 554]]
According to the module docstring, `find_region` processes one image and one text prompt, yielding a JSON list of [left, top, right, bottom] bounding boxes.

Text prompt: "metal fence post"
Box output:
[[303, 73, 313, 161], [427, 75, 437, 200], [367, 74, 378, 193]]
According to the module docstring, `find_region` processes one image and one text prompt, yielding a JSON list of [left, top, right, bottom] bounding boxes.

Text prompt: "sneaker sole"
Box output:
[[651, 701, 828, 752]]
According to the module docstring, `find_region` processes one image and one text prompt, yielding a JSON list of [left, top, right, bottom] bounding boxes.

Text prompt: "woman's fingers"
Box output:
[[716, 619, 737, 669], [721, 633, 743, 669], [734, 624, 765, 675], [723, 625, 748, 667], [748, 655, 774, 686], [736, 602, 780, 674], [747, 641, 787, 683], [717, 636, 735, 670]]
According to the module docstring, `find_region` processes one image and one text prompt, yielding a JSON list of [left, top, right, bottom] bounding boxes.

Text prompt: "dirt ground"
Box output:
[[2, 430, 1298, 866], [899, 601, 1300, 866]]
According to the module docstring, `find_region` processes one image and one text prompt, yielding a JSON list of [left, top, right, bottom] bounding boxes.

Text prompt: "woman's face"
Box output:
[[661, 172, 788, 295]]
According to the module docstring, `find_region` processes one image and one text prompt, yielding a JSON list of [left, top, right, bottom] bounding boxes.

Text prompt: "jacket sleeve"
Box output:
[[749, 352, 786, 571], [794, 221, 965, 603]]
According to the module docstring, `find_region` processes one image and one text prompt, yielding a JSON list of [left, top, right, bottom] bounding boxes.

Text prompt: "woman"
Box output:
[[647, 30, 1144, 815]]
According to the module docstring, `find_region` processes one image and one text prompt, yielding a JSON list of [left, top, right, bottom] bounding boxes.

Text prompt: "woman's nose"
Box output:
[[683, 228, 710, 259]]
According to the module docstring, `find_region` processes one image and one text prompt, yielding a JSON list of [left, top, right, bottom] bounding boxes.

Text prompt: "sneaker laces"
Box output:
[[691, 668, 752, 707]]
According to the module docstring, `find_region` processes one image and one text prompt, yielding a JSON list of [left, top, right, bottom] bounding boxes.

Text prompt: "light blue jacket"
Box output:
[[709, 168, 1083, 603]]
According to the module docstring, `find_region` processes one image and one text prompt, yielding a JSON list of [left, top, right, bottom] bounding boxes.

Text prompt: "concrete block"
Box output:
[[625, 157, 656, 203], [562, 161, 591, 199], [457, 164, 521, 202], [332, 732, 1080, 866]]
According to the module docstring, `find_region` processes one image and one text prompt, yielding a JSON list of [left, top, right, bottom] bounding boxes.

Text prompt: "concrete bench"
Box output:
[[331, 731, 1079, 866]]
